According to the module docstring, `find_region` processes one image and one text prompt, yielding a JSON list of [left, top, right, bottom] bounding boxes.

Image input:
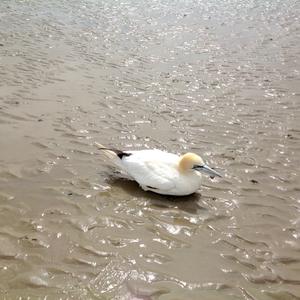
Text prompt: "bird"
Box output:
[[95, 142, 222, 196]]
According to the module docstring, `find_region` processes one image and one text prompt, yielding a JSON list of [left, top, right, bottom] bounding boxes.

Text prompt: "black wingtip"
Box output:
[[117, 152, 132, 159], [97, 146, 132, 160]]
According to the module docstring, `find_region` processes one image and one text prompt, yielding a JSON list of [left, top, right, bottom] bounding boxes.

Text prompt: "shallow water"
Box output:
[[0, 0, 300, 299]]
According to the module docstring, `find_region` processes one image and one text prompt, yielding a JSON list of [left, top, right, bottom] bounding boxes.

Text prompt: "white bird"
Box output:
[[95, 142, 222, 196]]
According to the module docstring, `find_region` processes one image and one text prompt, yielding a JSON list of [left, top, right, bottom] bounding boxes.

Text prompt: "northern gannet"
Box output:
[[95, 142, 222, 196]]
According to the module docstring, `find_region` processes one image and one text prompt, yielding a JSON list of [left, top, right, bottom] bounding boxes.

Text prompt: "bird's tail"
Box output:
[[95, 142, 118, 160], [95, 142, 133, 180], [94, 142, 126, 171]]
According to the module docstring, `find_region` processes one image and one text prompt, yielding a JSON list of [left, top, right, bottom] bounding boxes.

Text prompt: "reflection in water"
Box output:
[[108, 177, 203, 214], [0, 0, 299, 299]]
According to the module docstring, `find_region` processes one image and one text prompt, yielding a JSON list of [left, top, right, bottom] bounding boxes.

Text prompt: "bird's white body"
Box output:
[[120, 149, 202, 196], [95, 143, 221, 196]]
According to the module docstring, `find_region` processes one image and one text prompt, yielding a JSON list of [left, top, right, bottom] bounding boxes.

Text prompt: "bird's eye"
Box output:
[[193, 165, 203, 169]]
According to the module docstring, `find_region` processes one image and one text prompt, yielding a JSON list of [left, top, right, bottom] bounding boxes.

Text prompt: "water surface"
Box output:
[[0, 0, 300, 299]]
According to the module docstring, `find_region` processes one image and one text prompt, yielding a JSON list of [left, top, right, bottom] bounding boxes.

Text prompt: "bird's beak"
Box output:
[[195, 165, 222, 178]]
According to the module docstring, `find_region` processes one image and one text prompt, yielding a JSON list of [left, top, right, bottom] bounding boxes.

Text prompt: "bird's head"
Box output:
[[178, 152, 222, 178]]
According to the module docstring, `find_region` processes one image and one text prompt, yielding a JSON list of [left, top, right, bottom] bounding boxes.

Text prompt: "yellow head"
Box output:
[[178, 153, 204, 172], [178, 152, 222, 178]]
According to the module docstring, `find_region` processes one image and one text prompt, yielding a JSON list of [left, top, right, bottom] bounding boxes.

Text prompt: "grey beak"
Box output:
[[196, 165, 222, 178]]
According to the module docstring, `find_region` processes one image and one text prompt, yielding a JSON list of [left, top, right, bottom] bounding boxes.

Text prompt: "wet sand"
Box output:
[[0, 0, 300, 299]]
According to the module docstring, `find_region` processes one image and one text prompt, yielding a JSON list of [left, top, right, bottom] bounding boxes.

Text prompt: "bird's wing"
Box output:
[[121, 150, 179, 191]]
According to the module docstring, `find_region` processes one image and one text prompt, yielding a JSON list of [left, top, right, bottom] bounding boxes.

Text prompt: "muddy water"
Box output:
[[0, 0, 300, 299]]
